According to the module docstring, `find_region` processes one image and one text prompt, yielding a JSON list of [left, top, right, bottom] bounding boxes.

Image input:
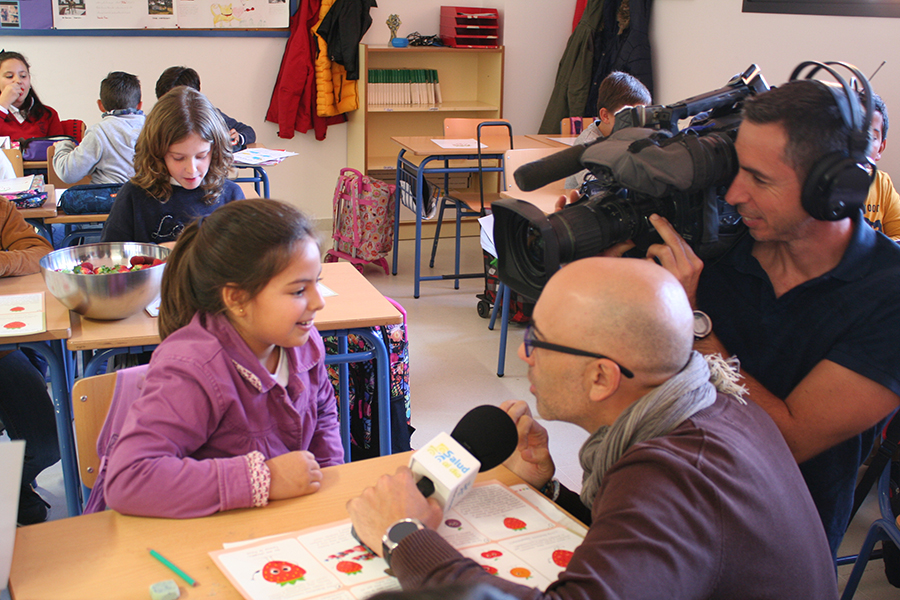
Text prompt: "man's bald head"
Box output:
[[537, 258, 694, 380]]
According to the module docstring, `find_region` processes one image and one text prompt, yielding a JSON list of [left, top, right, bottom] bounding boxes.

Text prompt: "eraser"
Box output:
[[149, 579, 180, 600]]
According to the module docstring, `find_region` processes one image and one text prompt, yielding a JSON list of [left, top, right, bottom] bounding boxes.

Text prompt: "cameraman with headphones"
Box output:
[[645, 68, 900, 558]]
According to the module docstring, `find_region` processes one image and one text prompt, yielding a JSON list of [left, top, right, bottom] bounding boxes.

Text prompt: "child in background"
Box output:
[[105, 199, 344, 518], [52, 71, 145, 185], [155, 66, 256, 152], [564, 71, 652, 191], [0, 51, 64, 140], [100, 86, 244, 244], [0, 197, 59, 524]]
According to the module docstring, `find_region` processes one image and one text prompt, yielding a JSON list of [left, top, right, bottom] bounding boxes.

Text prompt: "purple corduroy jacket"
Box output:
[[105, 311, 343, 518]]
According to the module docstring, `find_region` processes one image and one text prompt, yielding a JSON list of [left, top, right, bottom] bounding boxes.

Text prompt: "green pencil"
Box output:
[[148, 548, 198, 587]]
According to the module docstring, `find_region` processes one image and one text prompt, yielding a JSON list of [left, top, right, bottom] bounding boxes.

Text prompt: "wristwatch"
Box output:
[[693, 310, 713, 340], [382, 518, 425, 567]]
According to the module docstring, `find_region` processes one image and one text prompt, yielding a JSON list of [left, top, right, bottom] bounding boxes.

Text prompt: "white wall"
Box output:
[[10, 1, 891, 217], [1, 0, 575, 222], [650, 0, 900, 175]]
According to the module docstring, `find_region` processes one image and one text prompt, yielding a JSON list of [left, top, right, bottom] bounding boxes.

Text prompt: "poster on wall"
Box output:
[[52, 0, 287, 29]]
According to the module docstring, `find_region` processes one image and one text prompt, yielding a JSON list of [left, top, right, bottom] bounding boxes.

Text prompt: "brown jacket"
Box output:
[[0, 198, 53, 277]]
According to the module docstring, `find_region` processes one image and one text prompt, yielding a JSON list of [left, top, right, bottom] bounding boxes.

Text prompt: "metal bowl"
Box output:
[[39, 243, 170, 320]]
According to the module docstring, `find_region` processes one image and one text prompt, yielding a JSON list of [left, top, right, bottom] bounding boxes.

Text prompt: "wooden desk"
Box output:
[[68, 261, 403, 459], [390, 136, 557, 298], [525, 133, 578, 147], [9, 453, 524, 600], [0, 273, 82, 516]]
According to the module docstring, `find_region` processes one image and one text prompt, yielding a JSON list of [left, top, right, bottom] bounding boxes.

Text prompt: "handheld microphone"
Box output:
[[513, 138, 602, 192], [409, 404, 518, 510]]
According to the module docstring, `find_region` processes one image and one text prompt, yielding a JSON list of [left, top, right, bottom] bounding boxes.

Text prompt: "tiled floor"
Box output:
[[9, 235, 899, 598]]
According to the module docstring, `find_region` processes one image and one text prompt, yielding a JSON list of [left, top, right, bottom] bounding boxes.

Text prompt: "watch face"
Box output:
[[388, 520, 422, 543], [693, 311, 712, 338]]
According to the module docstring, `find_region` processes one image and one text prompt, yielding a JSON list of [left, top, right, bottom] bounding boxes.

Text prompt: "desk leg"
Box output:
[[323, 329, 393, 459], [392, 152, 404, 278], [337, 336, 351, 463], [21, 340, 82, 517], [414, 162, 426, 299], [352, 329, 392, 457]]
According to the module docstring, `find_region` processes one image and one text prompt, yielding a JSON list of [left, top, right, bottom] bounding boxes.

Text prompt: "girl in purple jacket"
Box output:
[[105, 199, 344, 518]]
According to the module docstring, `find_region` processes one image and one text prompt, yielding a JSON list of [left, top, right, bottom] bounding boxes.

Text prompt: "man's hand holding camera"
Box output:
[[645, 214, 704, 308]]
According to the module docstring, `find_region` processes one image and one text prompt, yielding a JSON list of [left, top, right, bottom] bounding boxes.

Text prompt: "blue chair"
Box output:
[[839, 410, 900, 598], [840, 465, 900, 599], [429, 119, 513, 288]]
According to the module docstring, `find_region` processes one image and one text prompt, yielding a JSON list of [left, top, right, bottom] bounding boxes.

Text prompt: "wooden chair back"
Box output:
[[2, 148, 23, 177], [71, 371, 118, 490], [47, 145, 92, 188], [502, 147, 568, 214], [443, 118, 511, 138], [560, 116, 593, 136]]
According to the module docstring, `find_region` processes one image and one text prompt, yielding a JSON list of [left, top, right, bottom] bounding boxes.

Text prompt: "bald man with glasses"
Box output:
[[347, 257, 837, 600]]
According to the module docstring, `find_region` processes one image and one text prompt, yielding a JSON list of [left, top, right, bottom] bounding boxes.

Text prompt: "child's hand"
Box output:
[[229, 128, 241, 147], [0, 82, 24, 110], [266, 450, 323, 500]]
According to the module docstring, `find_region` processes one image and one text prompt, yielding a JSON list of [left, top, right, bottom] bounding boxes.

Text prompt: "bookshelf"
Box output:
[[347, 44, 504, 179]]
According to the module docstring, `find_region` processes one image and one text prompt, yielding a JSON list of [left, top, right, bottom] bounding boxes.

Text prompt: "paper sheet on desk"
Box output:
[[0, 292, 46, 336], [0, 440, 24, 589], [210, 482, 585, 600], [0, 175, 35, 195], [431, 138, 486, 149], [233, 148, 298, 165], [547, 136, 577, 146], [479, 214, 496, 257]]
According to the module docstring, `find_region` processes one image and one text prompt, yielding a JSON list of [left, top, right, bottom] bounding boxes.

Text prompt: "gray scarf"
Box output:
[[578, 351, 746, 508]]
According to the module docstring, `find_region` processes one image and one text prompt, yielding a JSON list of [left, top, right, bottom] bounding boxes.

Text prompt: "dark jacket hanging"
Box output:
[[585, 0, 654, 120], [316, 0, 377, 81], [538, 0, 605, 134], [538, 0, 654, 134]]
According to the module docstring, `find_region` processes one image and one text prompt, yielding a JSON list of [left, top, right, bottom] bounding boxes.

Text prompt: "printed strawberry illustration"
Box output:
[[4, 321, 26, 329], [552, 549, 573, 568], [481, 565, 498, 575], [503, 517, 527, 531], [336, 561, 363, 575], [10, 306, 24, 312], [510, 567, 532, 579], [444, 518, 462, 529], [480, 550, 503, 559], [260, 561, 306, 586]]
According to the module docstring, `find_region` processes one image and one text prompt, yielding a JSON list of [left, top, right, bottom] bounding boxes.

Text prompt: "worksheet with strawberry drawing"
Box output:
[[0, 293, 45, 337], [210, 483, 586, 600]]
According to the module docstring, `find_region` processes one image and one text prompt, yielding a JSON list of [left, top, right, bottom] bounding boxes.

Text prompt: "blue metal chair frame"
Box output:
[[232, 165, 270, 198], [840, 464, 900, 599], [392, 125, 512, 298]]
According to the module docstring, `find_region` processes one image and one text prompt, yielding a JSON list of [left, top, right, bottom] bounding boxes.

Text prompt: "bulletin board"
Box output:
[[1, 0, 290, 34]]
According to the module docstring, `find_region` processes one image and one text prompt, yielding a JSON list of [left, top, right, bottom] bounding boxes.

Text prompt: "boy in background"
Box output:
[[862, 91, 900, 241], [52, 71, 144, 185], [564, 71, 652, 191], [154, 66, 256, 152]]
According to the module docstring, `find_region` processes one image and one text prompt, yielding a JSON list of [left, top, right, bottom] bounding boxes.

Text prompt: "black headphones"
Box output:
[[788, 61, 876, 221]]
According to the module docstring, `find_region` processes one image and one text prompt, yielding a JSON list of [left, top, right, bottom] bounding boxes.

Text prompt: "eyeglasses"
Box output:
[[523, 324, 634, 379]]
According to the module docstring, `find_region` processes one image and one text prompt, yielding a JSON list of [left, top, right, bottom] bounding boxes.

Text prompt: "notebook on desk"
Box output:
[[0, 440, 25, 590]]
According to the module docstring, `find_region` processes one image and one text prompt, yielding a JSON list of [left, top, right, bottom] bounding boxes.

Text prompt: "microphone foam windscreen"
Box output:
[[451, 405, 519, 472]]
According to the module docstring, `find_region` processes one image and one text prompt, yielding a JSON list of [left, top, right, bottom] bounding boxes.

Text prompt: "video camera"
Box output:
[[492, 64, 770, 300]]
